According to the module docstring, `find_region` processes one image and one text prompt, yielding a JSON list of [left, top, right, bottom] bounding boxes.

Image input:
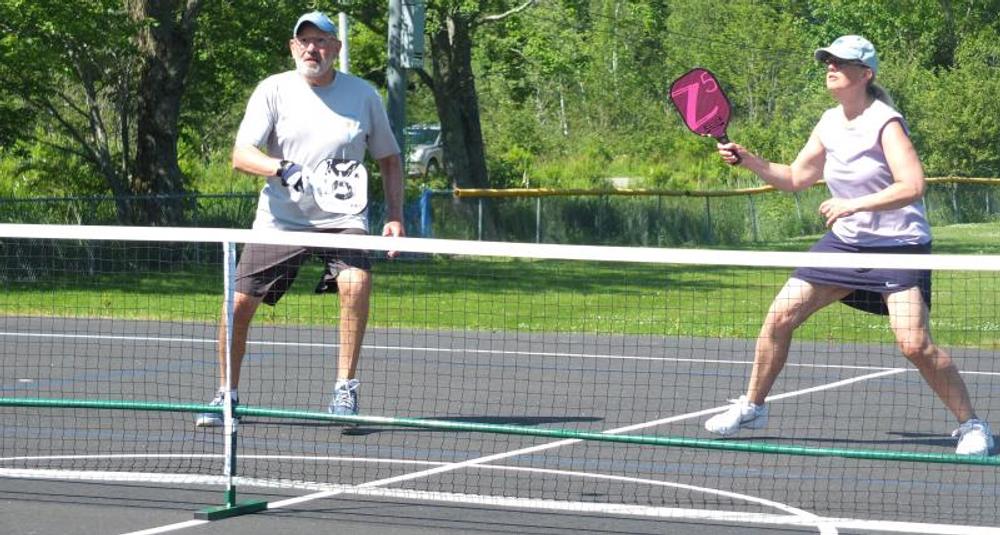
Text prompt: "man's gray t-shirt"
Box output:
[[235, 71, 400, 231], [816, 99, 931, 246]]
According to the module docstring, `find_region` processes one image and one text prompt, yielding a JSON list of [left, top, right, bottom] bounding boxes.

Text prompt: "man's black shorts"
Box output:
[[234, 228, 371, 306]]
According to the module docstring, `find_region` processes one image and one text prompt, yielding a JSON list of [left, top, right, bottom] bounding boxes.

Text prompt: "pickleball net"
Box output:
[[1, 223, 998, 529]]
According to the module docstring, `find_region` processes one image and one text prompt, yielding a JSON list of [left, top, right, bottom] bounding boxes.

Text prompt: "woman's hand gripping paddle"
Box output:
[[669, 68, 741, 165]]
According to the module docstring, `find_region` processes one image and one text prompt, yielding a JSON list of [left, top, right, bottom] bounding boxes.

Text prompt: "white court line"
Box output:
[[287, 486, 1000, 535], [0, 455, 447, 467], [117, 368, 907, 535], [0, 464, 832, 522], [1, 330, 985, 533], [5, 330, 995, 375], [7, 462, 993, 534], [121, 520, 206, 535]]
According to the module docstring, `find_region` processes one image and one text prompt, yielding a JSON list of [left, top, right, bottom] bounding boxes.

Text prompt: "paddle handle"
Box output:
[[717, 135, 742, 165]]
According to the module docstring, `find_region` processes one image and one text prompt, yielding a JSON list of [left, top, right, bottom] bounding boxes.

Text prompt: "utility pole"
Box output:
[[387, 0, 425, 159], [387, 0, 406, 152], [338, 12, 349, 73]]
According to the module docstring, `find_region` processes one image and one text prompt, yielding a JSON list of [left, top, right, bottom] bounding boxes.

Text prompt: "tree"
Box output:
[[0, 0, 204, 224], [909, 27, 1000, 177], [418, 0, 536, 188], [0, 1, 138, 219], [0, 1, 297, 222], [3, 0, 998, 214], [128, 0, 203, 225]]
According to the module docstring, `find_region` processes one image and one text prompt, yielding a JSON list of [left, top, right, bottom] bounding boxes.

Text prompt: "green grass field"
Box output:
[[1, 221, 998, 348]]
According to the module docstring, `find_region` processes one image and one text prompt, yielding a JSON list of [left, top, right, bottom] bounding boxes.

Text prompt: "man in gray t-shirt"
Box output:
[[196, 10, 404, 427]]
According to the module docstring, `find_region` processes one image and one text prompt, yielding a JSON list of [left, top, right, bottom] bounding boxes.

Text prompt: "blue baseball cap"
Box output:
[[294, 11, 338, 36], [815, 35, 878, 73]]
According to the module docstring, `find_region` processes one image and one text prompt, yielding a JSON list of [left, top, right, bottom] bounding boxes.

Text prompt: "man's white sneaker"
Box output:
[[195, 391, 238, 428], [705, 395, 768, 436], [953, 418, 994, 456], [329, 379, 360, 416]]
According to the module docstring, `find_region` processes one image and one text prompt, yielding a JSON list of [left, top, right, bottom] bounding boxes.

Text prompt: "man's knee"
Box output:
[[337, 268, 372, 299], [231, 292, 262, 324]]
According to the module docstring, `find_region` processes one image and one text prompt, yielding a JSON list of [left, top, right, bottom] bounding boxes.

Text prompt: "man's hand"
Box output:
[[278, 161, 309, 201], [382, 220, 404, 258]]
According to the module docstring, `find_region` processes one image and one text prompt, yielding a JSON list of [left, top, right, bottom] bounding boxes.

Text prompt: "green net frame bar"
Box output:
[[3, 397, 998, 467]]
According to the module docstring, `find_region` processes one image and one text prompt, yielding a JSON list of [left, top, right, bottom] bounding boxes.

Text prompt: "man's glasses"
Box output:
[[294, 37, 334, 49]]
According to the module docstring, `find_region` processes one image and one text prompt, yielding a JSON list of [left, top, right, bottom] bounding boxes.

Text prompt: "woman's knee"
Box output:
[[762, 308, 802, 337], [897, 337, 945, 367]]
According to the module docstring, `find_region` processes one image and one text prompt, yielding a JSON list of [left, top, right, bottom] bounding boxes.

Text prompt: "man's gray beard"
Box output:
[[294, 57, 330, 79]]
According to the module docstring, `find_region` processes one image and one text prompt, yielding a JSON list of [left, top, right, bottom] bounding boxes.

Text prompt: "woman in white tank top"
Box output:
[[702, 35, 994, 456]]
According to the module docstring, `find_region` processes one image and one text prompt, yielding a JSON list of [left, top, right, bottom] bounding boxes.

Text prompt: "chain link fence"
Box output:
[[423, 178, 1000, 246], [1, 178, 996, 247], [0, 193, 424, 235]]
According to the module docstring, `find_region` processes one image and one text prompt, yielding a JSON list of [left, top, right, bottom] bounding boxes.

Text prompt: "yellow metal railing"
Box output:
[[453, 177, 1000, 199]]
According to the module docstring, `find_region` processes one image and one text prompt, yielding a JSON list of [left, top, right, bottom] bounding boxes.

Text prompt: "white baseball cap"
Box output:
[[815, 35, 878, 73]]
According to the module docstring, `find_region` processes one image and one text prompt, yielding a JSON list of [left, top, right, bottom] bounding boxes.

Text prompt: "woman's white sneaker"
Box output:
[[705, 395, 768, 436]]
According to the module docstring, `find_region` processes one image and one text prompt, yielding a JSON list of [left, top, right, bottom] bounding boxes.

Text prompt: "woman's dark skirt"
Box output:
[[791, 232, 932, 316]]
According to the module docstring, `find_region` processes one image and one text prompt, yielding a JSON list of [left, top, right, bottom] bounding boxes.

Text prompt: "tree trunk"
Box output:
[[430, 14, 489, 189], [934, 0, 957, 68], [129, 0, 202, 225]]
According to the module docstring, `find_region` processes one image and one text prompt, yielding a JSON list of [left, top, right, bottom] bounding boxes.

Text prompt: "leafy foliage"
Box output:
[[907, 27, 1000, 177], [476, 0, 1000, 189], [1, 0, 998, 217], [0, 0, 137, 196]]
